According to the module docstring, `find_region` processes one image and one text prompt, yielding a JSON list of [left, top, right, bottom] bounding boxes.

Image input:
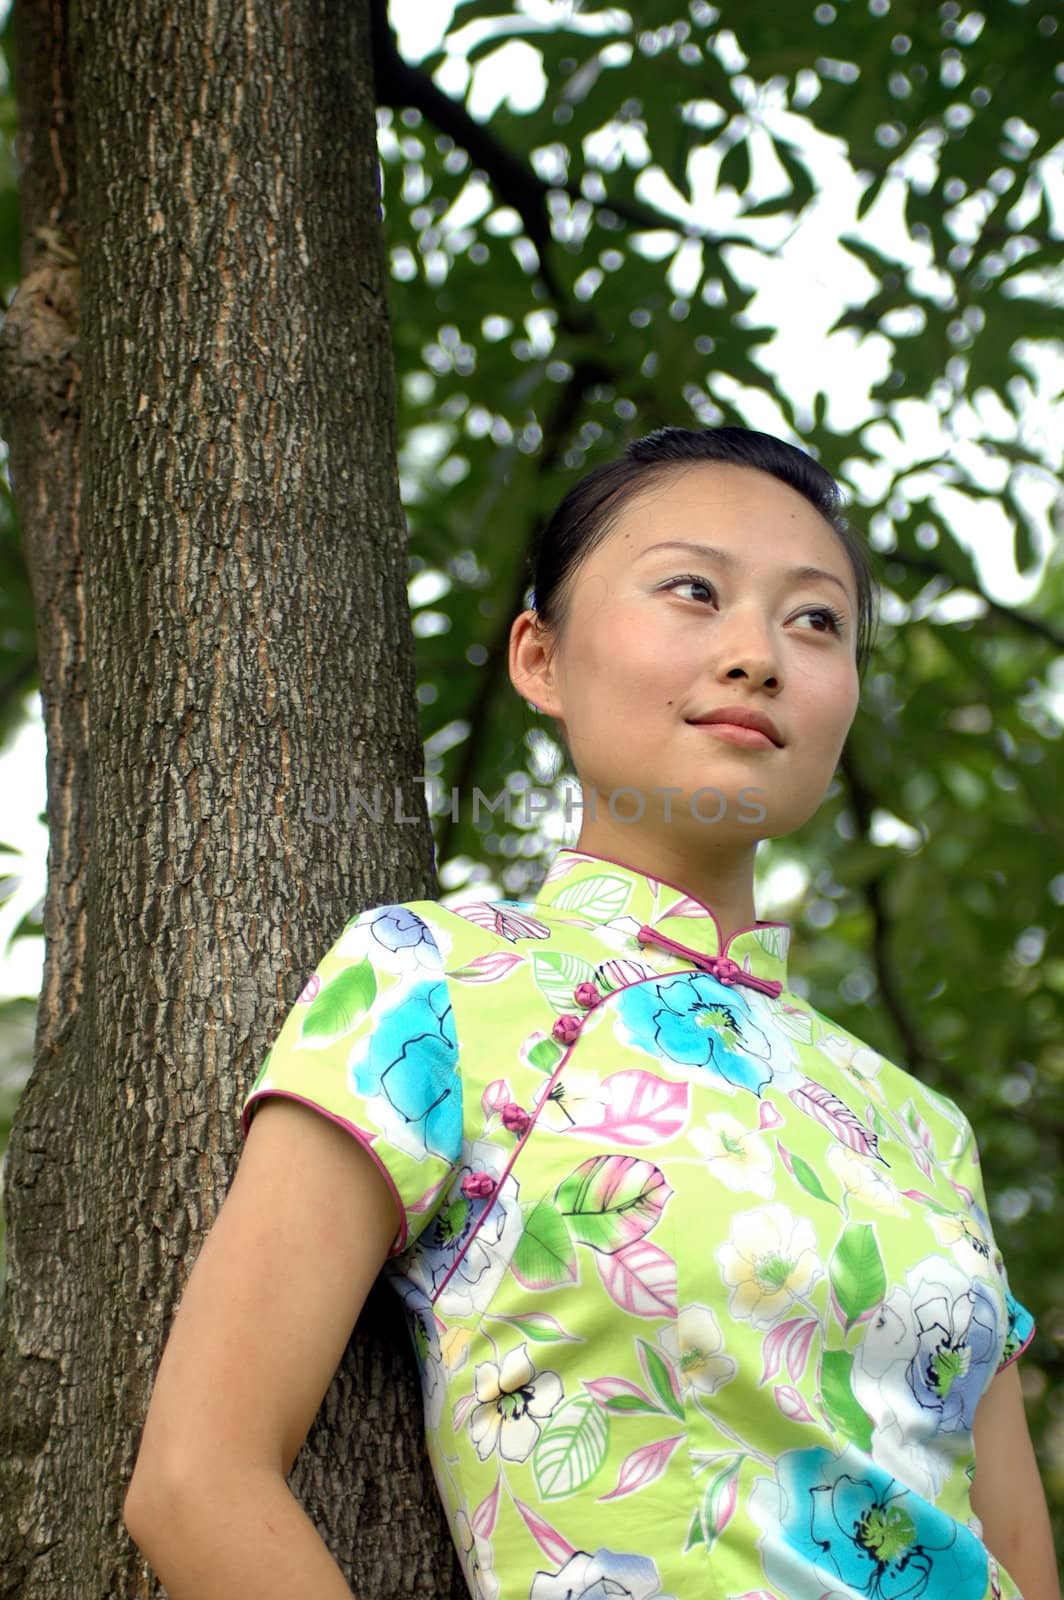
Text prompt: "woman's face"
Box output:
[[510, 462, 862, 845]]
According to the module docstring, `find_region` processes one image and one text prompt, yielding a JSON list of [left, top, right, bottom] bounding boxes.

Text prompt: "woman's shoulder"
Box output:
[[795, 994, 974, 1156]]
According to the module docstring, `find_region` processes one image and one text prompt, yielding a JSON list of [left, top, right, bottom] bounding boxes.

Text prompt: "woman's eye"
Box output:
[[798, 607, 845, 637], [663, 574, 715, 603]]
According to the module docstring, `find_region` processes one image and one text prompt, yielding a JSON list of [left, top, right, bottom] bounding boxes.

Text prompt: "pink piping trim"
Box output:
[[636, 924, 784, 997], [996, 1320, 1036, 1373], [546, 846, 790, 955], [242, 1088, 410, 1257], [428, 958, 758, 1307]]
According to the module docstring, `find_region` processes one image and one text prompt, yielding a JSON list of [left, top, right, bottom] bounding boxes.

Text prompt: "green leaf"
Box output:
[[529, 949, 599, 1014], [637, 1338, 685, 1420], [489, 1312, 581, 1344], [532, 1395, 609, 1500], [684, 1454, 743, 1551], [819, 1349, 873, 1453], [512, 1200, 578, 1291], [556, 1155, 671, 1253], [300, 962, 376, 1041], [830, 1222, 887, 1329], [790, 1151, 837, 1206], [528, 1037, 564, 1074]]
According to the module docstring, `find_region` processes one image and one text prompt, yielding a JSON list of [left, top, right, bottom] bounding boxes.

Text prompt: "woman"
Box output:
[[124, 427, 1058, 1600]]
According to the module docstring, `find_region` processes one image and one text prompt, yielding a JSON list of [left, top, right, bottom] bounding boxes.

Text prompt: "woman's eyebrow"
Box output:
[[636, 539, 852, 600]]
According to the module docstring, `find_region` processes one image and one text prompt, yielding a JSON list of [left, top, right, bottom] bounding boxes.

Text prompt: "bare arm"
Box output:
[[124, 1096, 400, 1599], [970, 1360, 1060, 1600]]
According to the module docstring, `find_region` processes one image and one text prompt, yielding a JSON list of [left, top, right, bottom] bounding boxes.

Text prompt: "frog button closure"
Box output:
[[461, 1170, 496, 1200], [573, 980, 601, 1008], [551, 1013, 583, 1045]]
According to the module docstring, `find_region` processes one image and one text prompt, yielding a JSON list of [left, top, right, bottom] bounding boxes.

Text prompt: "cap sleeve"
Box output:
[[241, 903, 462, 1256], [935, 1095, 1036, 1374]]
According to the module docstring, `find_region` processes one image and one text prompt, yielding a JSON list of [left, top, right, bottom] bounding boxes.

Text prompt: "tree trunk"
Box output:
[[0, 1, 463, 1594]]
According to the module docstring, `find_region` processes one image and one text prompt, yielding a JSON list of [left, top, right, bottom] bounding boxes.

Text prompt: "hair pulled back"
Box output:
[[527, 425, 880, 677]]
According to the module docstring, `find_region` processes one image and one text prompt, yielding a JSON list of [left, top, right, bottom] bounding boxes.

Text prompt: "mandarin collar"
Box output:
[[533, 846, 791, 992]]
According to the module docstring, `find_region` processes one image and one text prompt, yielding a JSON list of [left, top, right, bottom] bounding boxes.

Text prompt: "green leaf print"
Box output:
[[556, 1156, 671, 1253], [788, 1151, 836, 1207], [512, 1200, 578, 1290], [637, 1339, 685, 1421], [532, 1394, 610, 1500], [529, 950, 599, 1015], [527, 1036, 564, 1074], [489, 1312, 581, 1345], [830, 1222, 887, 1329], [551, 873, 632, 922], [684, 1454, 743, 1552], [299, 961, 376, 1042], [819, 1349, 874, 1452]]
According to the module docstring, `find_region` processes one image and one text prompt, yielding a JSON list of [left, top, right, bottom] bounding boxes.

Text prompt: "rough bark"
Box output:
[[0, 0, 463, 1594]]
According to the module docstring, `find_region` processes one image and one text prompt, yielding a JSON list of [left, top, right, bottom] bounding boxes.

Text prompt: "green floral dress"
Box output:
[[241, 846, 1035, 1600]]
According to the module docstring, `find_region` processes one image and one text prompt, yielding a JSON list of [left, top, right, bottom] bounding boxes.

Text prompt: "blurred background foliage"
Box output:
[[0, 0, 1061, 1556]]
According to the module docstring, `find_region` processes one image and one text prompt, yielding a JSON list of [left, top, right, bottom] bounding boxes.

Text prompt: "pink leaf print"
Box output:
[[472, 1478, 500, 1538], [758, 1100, 784, 1131], [760, 1316, 819, 1386], [481, 1078, 512, 1116], [596, 1239, 678, 1318], [790, 1080, 884, 1163], [598, 1435, 684, 1501], [597, 958, 658, 991], [296, 973, 321, 1004], [452, 1393, 477, 1431], [661, 895, 712, 920], [562, 1070, 690, 1146], [452, 950, 525, 983], [585, 1376, 658, 1409], [513, 1498, 576, 1565], [904, 1101, 936, 1179], [774, 1384, 816, 1424]]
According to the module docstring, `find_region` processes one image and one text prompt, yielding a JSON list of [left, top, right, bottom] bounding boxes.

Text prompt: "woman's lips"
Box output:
[[689, 722, 777, 749]]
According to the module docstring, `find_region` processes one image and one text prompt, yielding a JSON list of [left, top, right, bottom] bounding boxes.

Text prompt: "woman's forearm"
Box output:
[[125, 1465, 356, 1600]]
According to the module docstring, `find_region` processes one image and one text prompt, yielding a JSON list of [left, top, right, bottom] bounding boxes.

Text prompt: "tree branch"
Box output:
[[837, 743, 937, 1077]]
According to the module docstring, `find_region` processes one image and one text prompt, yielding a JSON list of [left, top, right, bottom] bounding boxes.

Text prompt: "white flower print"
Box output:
[[468, 1344, 564, 1463], [826, 1145, 909, 1215], [689, 1112, 774, 1196], [820, 1030, 888, 1107], [928, 1208, 994, 1276], [658, 1303, 737, 1396], [717, 1203, 824, 1330]]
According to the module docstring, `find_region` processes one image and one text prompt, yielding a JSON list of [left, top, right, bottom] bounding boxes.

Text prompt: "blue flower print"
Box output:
[[614, 973, 773, 1096], [368, 904, 441, 957], [851, 1256, 1004, 1500], [752, 1444, 988, 1600], [530, 1547, 671, 1600], [1001, 1286, 1035, 1366], [352, 979, 461, 1163]]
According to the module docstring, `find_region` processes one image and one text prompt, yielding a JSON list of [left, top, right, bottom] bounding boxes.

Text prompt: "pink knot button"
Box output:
[[551, 1013, 583, 1045], [573, 981, 601, 1008], [461, 1171, 496, 1200], [706, 955, 742, 984], [502, 1102, 532, 1136]]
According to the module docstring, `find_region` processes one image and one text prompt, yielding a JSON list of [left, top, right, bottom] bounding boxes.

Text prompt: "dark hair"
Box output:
[[528, 425, 880, 677]]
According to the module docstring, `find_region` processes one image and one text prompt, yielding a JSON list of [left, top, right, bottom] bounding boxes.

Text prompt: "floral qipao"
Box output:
[[241, 847, 1036, 1600]]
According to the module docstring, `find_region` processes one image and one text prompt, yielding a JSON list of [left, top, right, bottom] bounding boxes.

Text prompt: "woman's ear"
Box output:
[[508, 608, 557, 715]]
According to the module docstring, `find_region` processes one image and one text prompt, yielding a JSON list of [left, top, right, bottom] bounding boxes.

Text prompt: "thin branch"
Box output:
[[888, 551, 1063, 651], [434, 357, 611, 870], [837, 743, 937, 1077]]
